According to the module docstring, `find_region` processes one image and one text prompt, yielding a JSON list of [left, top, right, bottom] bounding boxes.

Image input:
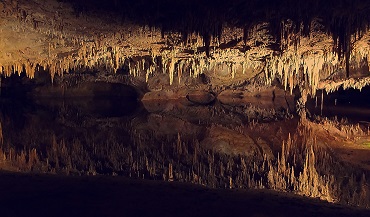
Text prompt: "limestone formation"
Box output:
[[1, 0, 370, 105]]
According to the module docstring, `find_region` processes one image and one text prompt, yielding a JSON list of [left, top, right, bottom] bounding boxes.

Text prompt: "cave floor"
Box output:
[[0, 170, 369, 217]]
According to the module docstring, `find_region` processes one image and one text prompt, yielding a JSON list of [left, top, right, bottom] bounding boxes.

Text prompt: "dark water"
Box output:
[[1, 96, 370, 208], [308, 87, 370, 123]]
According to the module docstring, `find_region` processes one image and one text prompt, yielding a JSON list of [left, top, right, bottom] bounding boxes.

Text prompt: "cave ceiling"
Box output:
[[1, 0, 370, 101], [3, 1, 370, 210]]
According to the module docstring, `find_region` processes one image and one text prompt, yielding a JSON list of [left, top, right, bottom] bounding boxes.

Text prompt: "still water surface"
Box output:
[[0, 96, 370, 208]]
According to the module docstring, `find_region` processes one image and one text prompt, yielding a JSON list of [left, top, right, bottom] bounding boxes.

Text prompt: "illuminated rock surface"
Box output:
[[1, 0, 370, 101], [1, 0, 370, 216]]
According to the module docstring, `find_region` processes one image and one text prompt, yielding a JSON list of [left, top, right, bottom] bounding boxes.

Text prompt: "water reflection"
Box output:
[[0, 98, 370, 208], [308, 87, 370, 123]]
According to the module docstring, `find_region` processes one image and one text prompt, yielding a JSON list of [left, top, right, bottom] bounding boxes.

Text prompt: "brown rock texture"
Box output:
[[1, 0, 370, 104]]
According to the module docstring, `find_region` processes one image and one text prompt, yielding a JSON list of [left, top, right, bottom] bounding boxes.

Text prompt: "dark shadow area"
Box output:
[[1, 69, 141, 101], [307, 86, 370, 122], [58, 0, 370, 63], [0, 72, 33, 99], [0, 171, 369, 217]]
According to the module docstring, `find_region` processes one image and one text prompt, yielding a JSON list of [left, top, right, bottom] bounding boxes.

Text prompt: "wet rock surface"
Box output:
[[0, 97, 370, 209], [1, 0, 370, 216]]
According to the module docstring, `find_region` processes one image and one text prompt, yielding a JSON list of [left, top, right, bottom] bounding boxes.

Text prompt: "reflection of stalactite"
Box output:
[[0, 118, 370, 207], [0, 146, 40, 171], [0, 121, 3, 145], [265, 128, 335, 202], [298, 145, 332, 200], [168, 163, 173, 182]]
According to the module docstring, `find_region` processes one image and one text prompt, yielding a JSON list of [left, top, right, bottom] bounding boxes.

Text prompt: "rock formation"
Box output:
[[1, 0, 370, 106], [2, 0, 370, 210]]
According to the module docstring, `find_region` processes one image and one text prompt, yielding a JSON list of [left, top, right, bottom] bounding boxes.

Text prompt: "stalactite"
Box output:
[[1, 0, 370, 105]]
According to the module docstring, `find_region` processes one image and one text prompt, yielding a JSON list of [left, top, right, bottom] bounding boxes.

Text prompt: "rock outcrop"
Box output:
[[1, 0, 370, 107]]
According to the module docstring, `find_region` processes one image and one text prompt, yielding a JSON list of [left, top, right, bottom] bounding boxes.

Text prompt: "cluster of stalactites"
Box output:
[[0, 42, 129, 81], [316, 34, 370, 93], [128, 51, 213, 85], [0, 63, 36, 78], [1, 36, 369, 95], [129, 23, 370, 95], [321, 77, 370, 94], [138, 28, 370, 95], [1, 18, 370, 96], [265, 26, 370, 96], [129, 46, 268, 85], [0, 57, 93, 82], [265, 50, 339, 96]]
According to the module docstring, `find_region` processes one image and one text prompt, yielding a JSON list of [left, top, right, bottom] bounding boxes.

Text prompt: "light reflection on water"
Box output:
[[0, 98, 370, 208]]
